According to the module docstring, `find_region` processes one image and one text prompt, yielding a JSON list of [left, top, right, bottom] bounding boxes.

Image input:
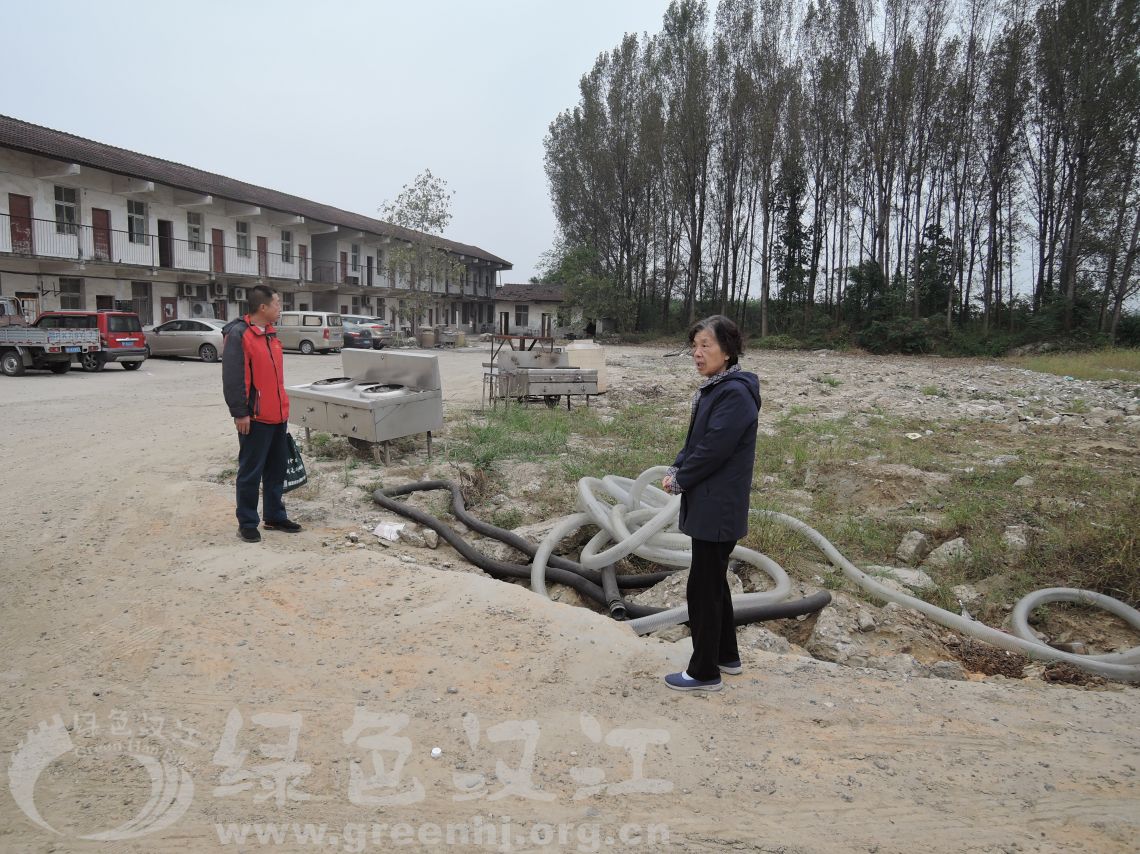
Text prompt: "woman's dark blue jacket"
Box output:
[[672, 371, 761, 542]]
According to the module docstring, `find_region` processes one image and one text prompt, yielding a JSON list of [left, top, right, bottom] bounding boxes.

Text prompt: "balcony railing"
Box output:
[[0, 212, 314, 282], [1, 212, 499, 297]]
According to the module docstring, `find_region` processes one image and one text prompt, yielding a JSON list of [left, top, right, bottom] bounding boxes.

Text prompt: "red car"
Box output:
[[35, 310, 148, 372]]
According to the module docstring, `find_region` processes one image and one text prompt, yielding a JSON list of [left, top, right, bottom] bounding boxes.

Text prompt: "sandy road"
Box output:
[[0, 346, 1137, 853]]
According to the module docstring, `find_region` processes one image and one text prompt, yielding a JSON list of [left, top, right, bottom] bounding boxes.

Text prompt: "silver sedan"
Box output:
[[144, 318, 227, 362]]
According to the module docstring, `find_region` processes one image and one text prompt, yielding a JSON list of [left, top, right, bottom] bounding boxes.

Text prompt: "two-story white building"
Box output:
[[0, 115, 510, 329]]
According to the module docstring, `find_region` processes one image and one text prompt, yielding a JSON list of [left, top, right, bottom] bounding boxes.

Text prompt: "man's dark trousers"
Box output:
[[236, 421, 288, 528]]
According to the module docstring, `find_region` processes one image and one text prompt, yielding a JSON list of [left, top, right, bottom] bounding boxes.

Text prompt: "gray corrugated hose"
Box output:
[[529, 467, 1140, 682], [531, 467, 796, 633], [756, 510, 1140, 683]]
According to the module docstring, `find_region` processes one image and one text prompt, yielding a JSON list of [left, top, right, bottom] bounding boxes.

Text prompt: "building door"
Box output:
[[8, 194, 33, 254], [161, 296, 177, 322], [366, 255, 373, 287], [214, 300, 228, 321], [299, 244, 308, 281], [96, 294, 114, 311], [131, 281, 152, 324], [92, 208, 112, 261], [257, 236, 268, 278], [499, 312, 510, 335], [339, 251, 347, 283], [211, 228, 225, 273], [157, 219, 174, 268]]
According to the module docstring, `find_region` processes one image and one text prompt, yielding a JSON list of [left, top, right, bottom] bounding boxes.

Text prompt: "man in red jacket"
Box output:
[[222, 285, 301, 543]]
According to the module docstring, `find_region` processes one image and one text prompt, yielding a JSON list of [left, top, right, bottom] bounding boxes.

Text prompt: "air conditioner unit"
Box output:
[[231, 287, 247, 301], [210, 283, 226, 298], [179, 283, 195, 298]]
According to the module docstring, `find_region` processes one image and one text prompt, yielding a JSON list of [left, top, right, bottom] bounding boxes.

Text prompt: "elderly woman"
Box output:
[[662, 315, 761, 692]]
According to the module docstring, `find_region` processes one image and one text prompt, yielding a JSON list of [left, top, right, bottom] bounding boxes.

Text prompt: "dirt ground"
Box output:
[[0, 344, 1138, 854]]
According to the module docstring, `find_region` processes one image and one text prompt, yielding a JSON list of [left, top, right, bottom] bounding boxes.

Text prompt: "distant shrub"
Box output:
[[857, 319, 934, 354], [752, 333, 803, 350]]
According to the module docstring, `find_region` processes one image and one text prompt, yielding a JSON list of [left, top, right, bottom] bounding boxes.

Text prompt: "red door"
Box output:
[[8, 194, 33, 254], [299, 244, 308, 281], [212, 228, 225, 273], [339, 251, 347, 283], [92, 208, 112, 260], [161, 296, 177, 321], [257, 236, 268, 278]]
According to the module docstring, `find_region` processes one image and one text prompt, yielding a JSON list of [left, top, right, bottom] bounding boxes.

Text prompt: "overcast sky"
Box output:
[[5, 0, 674, 284]]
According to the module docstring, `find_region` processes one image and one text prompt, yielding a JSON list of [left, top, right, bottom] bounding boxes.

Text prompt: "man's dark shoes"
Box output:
[[264, 519, 302, 533], [238, 527, 261, 543]]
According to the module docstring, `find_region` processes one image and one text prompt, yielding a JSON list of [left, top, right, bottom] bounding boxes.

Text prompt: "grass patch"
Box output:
[[451, 385, 1139, 610], [448, 403, 687, 484], [812, 374, 842, 388], [1011, 347, 1140, 383], [750, 413, 1138, 608], [490, 508, 524, 530], [447, 406, 583, 467]]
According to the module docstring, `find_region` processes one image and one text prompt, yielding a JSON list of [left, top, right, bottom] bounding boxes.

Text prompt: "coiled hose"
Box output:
[[528, 467, 829, 633], [372, 479, 829, 623], [529, 466, 1140, 683], [377, 467, 1139, 682]]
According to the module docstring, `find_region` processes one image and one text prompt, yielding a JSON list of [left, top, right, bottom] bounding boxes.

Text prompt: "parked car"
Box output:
[[342, 322, 374, 350], [35, 310, 148, 372], [340, 314, 394, 349], [144, 318, 226, 362], [276, 311, 344, 354]]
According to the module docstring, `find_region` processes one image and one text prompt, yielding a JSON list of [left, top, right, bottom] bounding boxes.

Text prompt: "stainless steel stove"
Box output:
[[287, 350, 443, 462], [494, 351, 599, 408]]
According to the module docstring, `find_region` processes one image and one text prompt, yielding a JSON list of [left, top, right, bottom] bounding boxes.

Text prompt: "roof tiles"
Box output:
[[0, 114, 510, 268]]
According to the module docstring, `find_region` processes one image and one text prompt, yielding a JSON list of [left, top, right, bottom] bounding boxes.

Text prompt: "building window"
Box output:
[[59, 277, 83, 310], [351, 243, 360, 272], [282, 291, 294, 310], [54, 186, 78, 235], [351, 296, 361, 313], [187, 211, 204, 251], [281, 230, 293, 264], [515, 304, 529, 328], [128, 200, 148, 244], [236, 222, 250, 257]]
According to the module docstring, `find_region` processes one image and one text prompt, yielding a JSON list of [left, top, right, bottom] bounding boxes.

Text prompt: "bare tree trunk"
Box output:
[[1110, 203, 1140, 340], [1060, 139, 1090, 332]]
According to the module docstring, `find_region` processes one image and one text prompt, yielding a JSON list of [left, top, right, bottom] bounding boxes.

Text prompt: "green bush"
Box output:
[[857, 318, 934, 354], [751, 333, 803, 350]]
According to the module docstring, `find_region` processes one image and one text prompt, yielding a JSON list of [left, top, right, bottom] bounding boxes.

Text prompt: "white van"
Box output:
[[276, 311, 344, 354]]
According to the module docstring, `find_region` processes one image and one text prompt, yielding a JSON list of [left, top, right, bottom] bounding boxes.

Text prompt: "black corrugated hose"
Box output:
[[372, 479, 831, 625]]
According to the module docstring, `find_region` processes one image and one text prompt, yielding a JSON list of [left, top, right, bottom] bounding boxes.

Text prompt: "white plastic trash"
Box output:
[[373, 522, 405, 541], [564, 339, 607, 392]]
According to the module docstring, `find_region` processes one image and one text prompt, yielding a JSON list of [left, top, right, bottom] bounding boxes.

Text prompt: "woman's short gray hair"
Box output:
[[687, 315, 744, 366]]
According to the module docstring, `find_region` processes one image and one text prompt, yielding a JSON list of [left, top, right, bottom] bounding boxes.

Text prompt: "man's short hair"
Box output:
[[248, 285, 278, 311]]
